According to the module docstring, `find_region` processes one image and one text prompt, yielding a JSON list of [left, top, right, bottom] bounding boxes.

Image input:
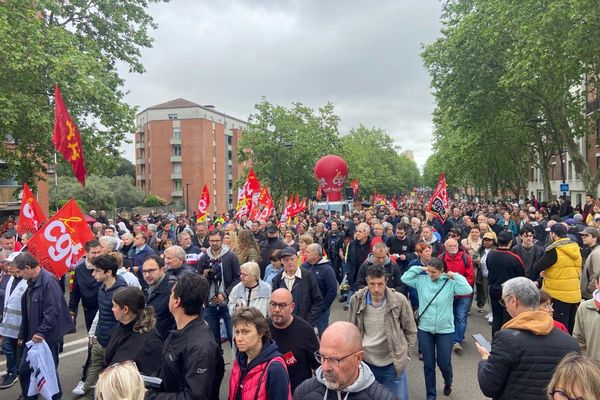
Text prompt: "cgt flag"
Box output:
[[426, 173, 449, 222], [17, 183, 48, 235], [53, 84, 87, 186], [197, 184, 210, 223], [26, 198, 95, 278], [350, 179, 359, 198]]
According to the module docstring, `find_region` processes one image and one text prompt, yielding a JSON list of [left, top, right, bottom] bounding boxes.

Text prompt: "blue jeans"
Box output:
[[418, 330, 453, 400], [316, 309, 330, 337], [3, 337, 18, 374], [366, 363, 408, 400], [204, 305, 232, 349], [452, 296, 471, 344]]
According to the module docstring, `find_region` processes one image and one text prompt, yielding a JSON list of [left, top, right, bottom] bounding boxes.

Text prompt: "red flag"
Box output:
[[248, 193, 261, 221], [316, 185, 323, 200], [390, 199, 398, 210], [426, 173, 449, 222], [26, 198, 95, 278], [350, 179, 359, 198], [196, 184, 210, 223], [17, 183, 48, 234], [53, 84, 87, 186], [243, 168, 261, 202]]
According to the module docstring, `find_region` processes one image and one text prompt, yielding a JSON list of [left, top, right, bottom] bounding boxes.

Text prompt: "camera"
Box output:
[[206, 259, 222, 282]]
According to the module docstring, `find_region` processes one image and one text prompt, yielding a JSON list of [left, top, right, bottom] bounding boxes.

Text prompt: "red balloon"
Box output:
[[314, 155, 348, 201]]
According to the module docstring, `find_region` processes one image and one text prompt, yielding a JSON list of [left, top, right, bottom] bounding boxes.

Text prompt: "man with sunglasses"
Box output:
[[268, 288, 320, 392], [293, 321, 398, 399]]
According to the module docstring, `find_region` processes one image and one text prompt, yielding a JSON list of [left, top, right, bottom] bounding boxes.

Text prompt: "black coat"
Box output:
[[146, 275, 175, 340], [259, 237, 287, 275], [20, 269, 74, 346], [293, 376, 398, 400], [68, 260, 101, 325], [103, 321, 163, 375], [478, 318, 580, 400], [146, 317, 225, 400], [271, 269, 324, 326]]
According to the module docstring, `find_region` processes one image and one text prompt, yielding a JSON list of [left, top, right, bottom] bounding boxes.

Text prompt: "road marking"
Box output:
[[0, 341, 88, 374]]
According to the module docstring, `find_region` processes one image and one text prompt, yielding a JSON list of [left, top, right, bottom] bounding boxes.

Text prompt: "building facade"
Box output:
[[135, 98, 246, 214], [527, 79, 600, 206]]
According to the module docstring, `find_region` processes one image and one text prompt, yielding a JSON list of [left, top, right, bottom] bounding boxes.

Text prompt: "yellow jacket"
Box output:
[[542, 238, 582, 303]]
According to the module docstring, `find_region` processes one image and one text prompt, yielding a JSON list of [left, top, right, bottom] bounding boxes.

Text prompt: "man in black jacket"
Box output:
[[143, 255, 175, 339], [146, 273, 224, 400], [15, 252, 74, 400], [354, 242, 404, 294], [271, 246, 323, 327], [346, 223, 372, 310], [511, 224, 544, 280], [476, 277, 580, 400], [68, 239, 103, 396], [259, 224, 287, 276], [293, 321, 398, 400], [196, 229, 240, 349]]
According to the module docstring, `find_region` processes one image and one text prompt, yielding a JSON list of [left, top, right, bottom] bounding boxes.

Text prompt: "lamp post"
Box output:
[[185, 183, 191, 217], [527, 117, 567, 198]]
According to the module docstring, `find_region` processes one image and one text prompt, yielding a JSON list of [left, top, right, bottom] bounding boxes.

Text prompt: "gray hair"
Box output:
[[306, 243, 322, 256], [99, 235, 118, 251], [167, 245, 187, 261], [411, 217, 421, 226], [147, 224, 157, 233], [240, 261, 260, 280], [502, 277, 540, 310], [120, 232, 133, 240], [177, 231, 191, 242], [357, 222, 370, 236]]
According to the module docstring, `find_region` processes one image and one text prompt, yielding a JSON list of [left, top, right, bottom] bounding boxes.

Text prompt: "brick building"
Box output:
[[134, 98, 247, 214], [527, 79, 600, 205]]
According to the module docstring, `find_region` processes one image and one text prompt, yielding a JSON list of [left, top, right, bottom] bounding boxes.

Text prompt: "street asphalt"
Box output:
[[1, 295, 492, 399]]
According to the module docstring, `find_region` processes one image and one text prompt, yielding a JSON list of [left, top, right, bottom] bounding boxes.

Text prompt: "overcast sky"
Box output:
[[120, 0, 444, 169]]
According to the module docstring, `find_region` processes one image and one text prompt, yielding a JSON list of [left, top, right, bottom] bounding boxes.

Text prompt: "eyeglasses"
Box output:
[[142, 268, 159, 275], [269, 301, 289, 309], [314, 350, 359, 366], [549, 389, 584, 400], [499, 295, 511, 308]]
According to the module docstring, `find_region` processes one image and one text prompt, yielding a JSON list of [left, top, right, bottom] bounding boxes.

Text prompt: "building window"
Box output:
[[568, 161, 573, 181], [227, 135, 233, 145], [168, 113, 178, 120], [173, 127, 181, 140], [228, 179, 233, 189], [228, 150, 232, 160], [228, 165, 233, 175], [172, 145, 181, 156], [596, 156, 600, 171], [551, 164, 556, 180], [173, 180, 182, 191], [173, 162, 182, 174]]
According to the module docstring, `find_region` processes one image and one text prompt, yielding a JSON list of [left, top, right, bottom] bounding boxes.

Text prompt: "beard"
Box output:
[[322, 375, 341, 390]]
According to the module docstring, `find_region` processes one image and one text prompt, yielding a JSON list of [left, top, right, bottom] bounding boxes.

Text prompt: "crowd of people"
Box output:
[[1, 195, 600, 399]]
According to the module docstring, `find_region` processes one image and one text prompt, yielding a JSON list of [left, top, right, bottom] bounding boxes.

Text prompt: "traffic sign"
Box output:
[[560, 183, 569, 192]]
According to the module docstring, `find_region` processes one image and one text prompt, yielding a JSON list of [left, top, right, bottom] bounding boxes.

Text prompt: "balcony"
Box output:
[[170, 172, 182, 179], [0, 185, 20, 207], [136, 175, 145, 181], [170, 155, 182, 162], [135, 142, 145, 149], [171, 190, 182, 197], [169, 138, 181, 145], [136, 158, 145, 165]]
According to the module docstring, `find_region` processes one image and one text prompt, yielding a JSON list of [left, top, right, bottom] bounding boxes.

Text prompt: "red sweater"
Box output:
[[440, 250, 475, 298]]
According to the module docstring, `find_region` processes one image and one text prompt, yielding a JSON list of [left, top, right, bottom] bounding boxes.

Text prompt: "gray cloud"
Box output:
[[120, 0, 443, 168]]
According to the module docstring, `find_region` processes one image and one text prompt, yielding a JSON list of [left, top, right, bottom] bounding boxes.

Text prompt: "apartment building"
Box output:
[[135, 98, 247, 214], [527, 80, 600, 205]]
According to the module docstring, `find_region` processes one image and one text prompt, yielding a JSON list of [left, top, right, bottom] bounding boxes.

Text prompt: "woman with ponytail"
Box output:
[[103, 287, 163, 375]]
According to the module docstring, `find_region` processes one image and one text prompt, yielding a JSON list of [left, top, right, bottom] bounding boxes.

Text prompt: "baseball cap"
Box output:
[[579, 227, 600, 239], [549, 223, 568, 236], [0, 252, 20, 263], [482, 232, 497, 242], [281, 246, 297, 257]]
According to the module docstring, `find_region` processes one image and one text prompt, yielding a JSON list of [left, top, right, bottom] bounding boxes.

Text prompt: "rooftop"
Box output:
[[139, 98, 247, 124]]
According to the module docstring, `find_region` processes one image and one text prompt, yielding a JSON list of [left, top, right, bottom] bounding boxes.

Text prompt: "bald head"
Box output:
[[322, 321, 362, 353], [271, 288, 293, 304]]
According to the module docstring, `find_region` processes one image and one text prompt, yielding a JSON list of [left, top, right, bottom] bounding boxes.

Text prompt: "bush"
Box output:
[[143, 195, 166, 207]]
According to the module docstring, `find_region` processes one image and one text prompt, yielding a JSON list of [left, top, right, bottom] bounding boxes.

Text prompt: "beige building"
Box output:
[[134, 99, 246, 214]]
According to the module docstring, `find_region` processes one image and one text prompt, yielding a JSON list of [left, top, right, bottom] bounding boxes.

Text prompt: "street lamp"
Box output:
[[185, 183, 191, 216], [527, 117, 567, 198]]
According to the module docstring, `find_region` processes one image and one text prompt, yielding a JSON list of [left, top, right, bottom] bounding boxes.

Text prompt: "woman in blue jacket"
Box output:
[[402, 257, 472, 400]]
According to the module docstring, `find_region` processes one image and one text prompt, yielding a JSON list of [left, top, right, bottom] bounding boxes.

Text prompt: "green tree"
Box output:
[[339, 125, 420, 196], [238, 98, 341, 205], [0, 0, 166, 189], [51, 174, 144, 212], [422, 0, 600, 198]]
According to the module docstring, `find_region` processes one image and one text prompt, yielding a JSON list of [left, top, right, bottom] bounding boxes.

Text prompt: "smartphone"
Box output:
[[472, 333, 491, 353]]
